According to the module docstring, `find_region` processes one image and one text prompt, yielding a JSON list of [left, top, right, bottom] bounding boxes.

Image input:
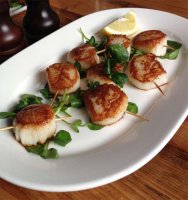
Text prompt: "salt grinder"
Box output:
[[0, 0, 25, 63], [23, 0, 60, 44]]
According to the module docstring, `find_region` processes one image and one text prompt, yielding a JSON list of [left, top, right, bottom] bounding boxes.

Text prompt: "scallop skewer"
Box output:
[[13, 104, 56, 146], [106, 34, 131, 55], [84, 83, 148, 126], [132, 30, 167, 56], [0, 104, 70, 145], [126, 53, 167, 93], [46, 63, 80, 95], [67, 44, 100, 70]]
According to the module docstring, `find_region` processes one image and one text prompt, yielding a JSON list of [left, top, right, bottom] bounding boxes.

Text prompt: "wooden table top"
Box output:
[[1, 0, 188, 199]]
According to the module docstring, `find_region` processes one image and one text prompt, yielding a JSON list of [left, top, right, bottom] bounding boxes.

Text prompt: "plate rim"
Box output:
[[1, 7, 188, 192]]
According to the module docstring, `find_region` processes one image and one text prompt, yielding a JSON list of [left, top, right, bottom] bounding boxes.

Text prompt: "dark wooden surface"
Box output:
[[0, 0, 188, 199]]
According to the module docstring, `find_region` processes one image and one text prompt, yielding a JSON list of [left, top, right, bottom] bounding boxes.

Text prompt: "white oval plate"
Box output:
[[0, 8, 188, 192]]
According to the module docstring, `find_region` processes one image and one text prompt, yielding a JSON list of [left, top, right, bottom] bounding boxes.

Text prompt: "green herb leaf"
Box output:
[[127, 102, 138, 114], [71, 119, 85, 133], [107, 44, 129, 63], [54, 91, 70, 115], [87, 122, 104, 130], [60, 106, 72, 117], [40, 84, 53, 99], [26, 141, 58, 159], [14, 94, 43, 112], [104, 58, 117, 75], [41, 148, 58, 159], [26, 143, 44, 155], [111, 73, 128, 88], [130, 47, 143, 60], [87, 36, 98, 47], [79, 28, 89, 43], [0, 112, 16, 119], [96, 35, 107, 51], [69, 91, 84, 108], [78, 28, 98, 47], [87, 81, 100, 89], [41, 140, 58, 159], [160, 40, 182, 59], [74, 61, 86, 78], [54, 130, 72, 146]]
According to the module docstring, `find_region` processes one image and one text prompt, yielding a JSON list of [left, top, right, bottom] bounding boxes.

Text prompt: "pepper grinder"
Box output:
[[0, 0, 25, 63], [23, 0, 60, 44]]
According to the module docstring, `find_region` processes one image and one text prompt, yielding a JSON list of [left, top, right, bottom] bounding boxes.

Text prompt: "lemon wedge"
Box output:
[[103, 11, 138, 36]]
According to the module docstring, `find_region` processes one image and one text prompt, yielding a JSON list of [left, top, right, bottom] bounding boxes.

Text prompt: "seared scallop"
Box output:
[[13, 104, 56, 146], [84, 84, 128, 125], [46, 63, 80, 95], [126, 53, 167, 90], [107, 34, 131, 54], [87, 63, 114, 85], [67, 44, 100, 70], [132, 30, 167, 56]]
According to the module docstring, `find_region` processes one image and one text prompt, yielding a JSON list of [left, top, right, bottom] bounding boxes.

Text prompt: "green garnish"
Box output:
[[54, 130, 72, 146], [74, 61, 86, 78], [107, 44, 129, 63], [111, 73, 128, 88], [127, 102, 138, 114], [69, 91, 84, 108], [87, 122, 104, 130], [0, 112, 16, 119], [87, 81, 100, 89], [54, 91, 69, 115], [41, 140, 58, 159], [13, 94, 43, 112], [96, 35, 107, 51], [26, 140, 58, 159], [78, 28, 98, 47], [26, 143, 44, 155], [104, 58, 127, 88], [104, 58, 117, 75], [130, 47, 144, 60], [160, 40, 182, 59], [40, 84, 53, 100], [64, 119, 85, 133]]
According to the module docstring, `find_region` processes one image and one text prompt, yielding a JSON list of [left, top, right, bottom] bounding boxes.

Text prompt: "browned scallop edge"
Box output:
[[107, 34, 131, 49], [84, 84, 128, 122], [15, 104, 55, 125], [69, 44, 97, 63], [129, 54, 166, 82], [46, 63, 79, 90], [132, 30, 166, 48]]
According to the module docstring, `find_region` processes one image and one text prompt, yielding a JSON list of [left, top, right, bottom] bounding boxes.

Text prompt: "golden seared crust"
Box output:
[[15, 104, 54, 126], [84, 84, 128, 123], [132, 30, 166, 49], [68, 44, 99, 67], [46, 63, 79, 92], [129, 53, 166, 82], [87, 63, 113, 84], [107, 34, 131, 49]]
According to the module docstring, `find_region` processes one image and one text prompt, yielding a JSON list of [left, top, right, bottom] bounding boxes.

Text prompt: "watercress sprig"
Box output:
[[160, 40, 182, 59]]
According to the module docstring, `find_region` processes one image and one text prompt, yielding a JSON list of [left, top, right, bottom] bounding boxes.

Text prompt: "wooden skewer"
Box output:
[[0, 126, 14, 131], [97, 49, 106, 54], [125, 111, 149, 121], [0, 117, 71, 132], [163, 45, 176, 50], [50, 91, 59, 107], [55, 116, 71, 121], [153, 82, 165, 95]]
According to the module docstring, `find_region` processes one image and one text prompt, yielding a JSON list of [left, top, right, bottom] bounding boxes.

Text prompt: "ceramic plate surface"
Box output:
[[0, 8, 188, 192]]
